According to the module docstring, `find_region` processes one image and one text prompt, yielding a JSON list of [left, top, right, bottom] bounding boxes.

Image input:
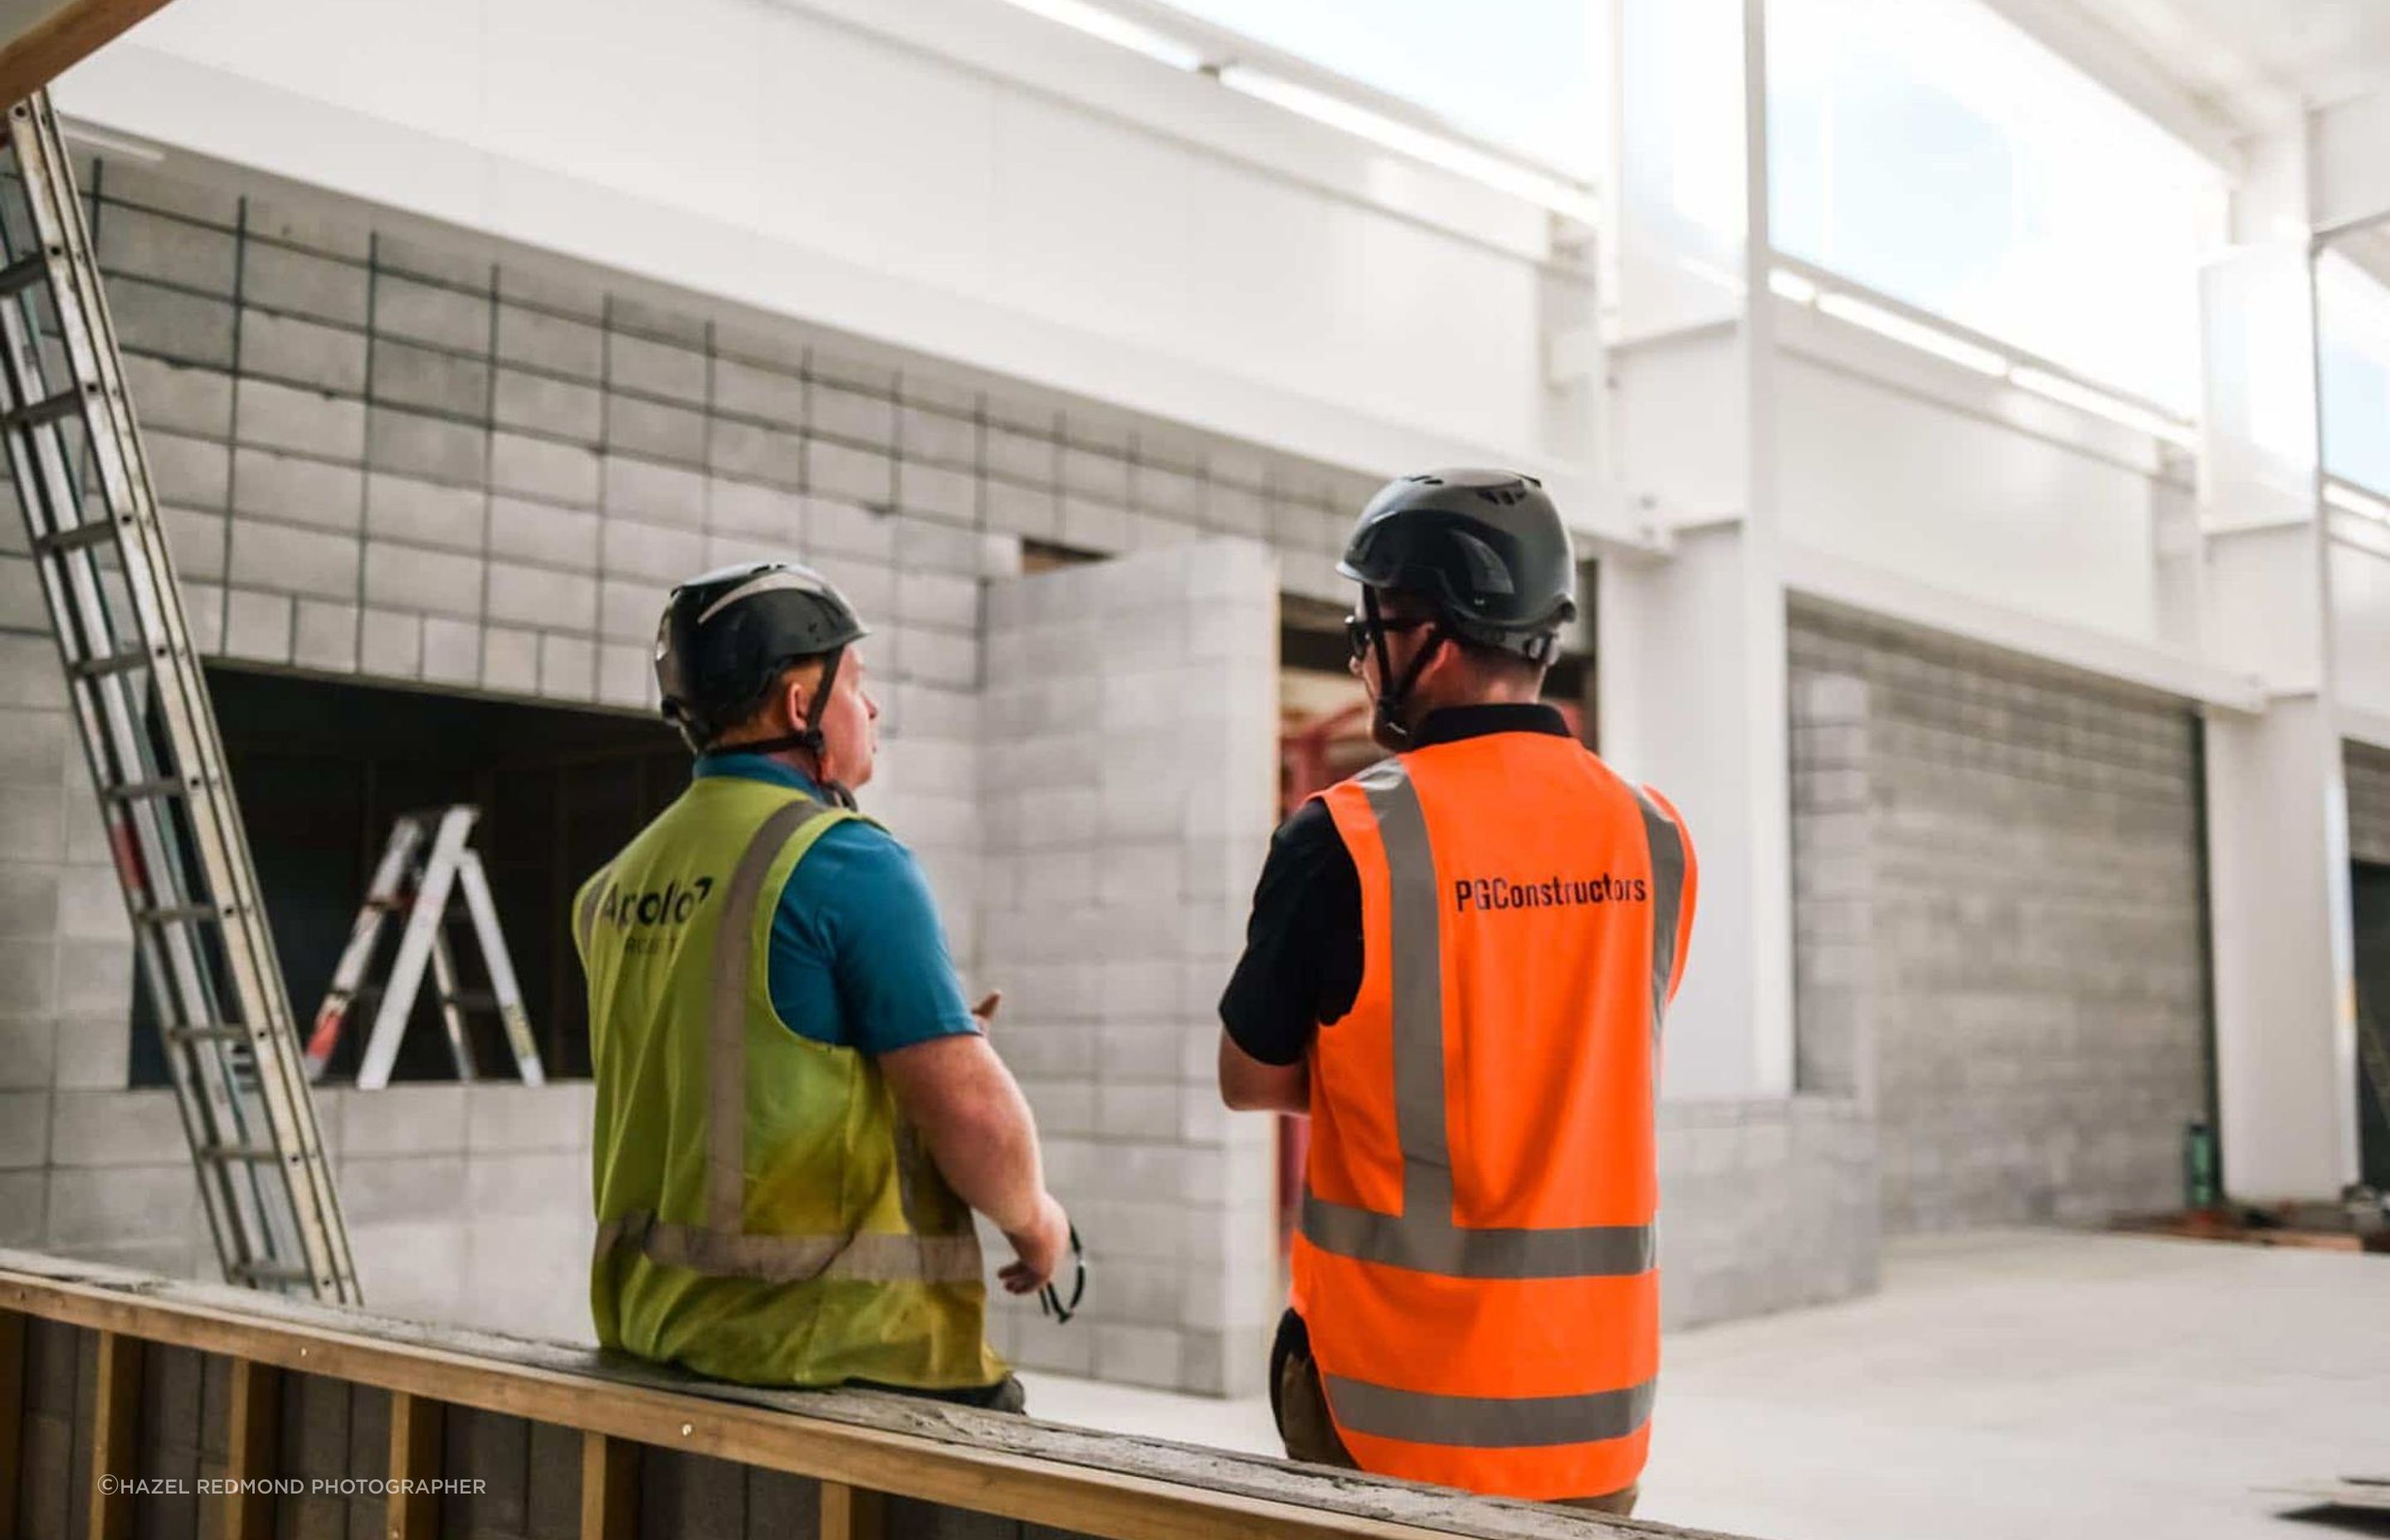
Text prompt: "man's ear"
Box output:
[[778, 670, 812, 731]]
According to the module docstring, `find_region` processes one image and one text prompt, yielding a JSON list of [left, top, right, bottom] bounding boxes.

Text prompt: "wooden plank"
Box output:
[[0, 1261, 1656, 1540], [578, 1429, 637, 1540], [0, 1310, 22, 1540], [386, 1391, 442, 1540], [86, 1330, 140, 1540], [221, 1358, 280, 1540], [0, 1, 179, 105], [819, 1481, 886, 1540]]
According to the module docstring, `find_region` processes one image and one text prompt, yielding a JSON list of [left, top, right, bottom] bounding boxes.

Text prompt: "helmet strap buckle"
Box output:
[[1363, 587, 1445, 748]]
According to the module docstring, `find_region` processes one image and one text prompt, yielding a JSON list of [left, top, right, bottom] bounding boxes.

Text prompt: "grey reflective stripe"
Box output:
[[1300, 759, 1654, 1281], [1323, 1374, 1657, 1450], [573, 867, 611, 959], [595, 1212, 984, 1286], [1632, 786, 1687, 1048], [708, 798, 838, 1235]]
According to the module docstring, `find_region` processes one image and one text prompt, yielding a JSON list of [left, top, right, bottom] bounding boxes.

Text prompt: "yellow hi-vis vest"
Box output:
[[573, 773, 1002, 1390]]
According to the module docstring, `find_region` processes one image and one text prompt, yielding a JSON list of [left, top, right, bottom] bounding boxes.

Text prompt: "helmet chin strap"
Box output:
[[713, 646, 859, 809], [1363, 587, 1446, 748]]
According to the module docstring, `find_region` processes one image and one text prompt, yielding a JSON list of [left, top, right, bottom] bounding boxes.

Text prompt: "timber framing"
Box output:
[[0, 1249, 1729, 1540]]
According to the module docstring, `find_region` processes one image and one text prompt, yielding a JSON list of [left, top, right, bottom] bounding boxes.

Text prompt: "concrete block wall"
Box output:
[[1655, 1096, 1878, 1328], [2350, 742, 2390, 865], [1789, 603, 2210, 1233], [976, 540, 1282, 1397]]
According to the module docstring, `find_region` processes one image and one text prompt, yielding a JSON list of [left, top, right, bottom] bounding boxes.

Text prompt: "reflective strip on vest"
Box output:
[[1323, 1374, 1660, 1450], [594, 794, 979, 1288], [1631, 786, 1687, 1053], [1298, 758, 1660, 1280]]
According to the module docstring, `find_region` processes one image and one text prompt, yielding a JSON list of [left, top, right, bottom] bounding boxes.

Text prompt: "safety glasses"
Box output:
[[1039, 1224, 1088, 1325], [1344, 614, 1432, 660]]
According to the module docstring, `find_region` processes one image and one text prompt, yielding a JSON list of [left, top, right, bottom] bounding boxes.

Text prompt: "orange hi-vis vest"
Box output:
[[1290, 731, 1696, 1500]]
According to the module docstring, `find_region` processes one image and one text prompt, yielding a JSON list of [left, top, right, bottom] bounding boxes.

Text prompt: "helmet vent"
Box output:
[[1474, 485, 1529, 507], [1450, 530, 1515, 597]]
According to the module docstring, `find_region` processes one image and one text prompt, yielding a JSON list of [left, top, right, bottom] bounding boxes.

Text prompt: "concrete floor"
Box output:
[[1018, 1231, 2390, 1539]]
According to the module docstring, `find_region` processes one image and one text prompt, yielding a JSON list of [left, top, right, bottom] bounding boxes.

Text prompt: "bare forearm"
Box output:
[[916, 1074, 1045, 1234]]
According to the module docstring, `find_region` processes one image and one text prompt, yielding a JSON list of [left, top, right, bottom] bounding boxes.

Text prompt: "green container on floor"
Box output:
[[2183, 1121, 2220, 1211]]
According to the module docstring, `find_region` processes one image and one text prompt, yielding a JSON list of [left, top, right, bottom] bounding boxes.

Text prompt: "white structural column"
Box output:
[[2200, 124, 2361, 1200], [1594, 0, 1794, 1099]]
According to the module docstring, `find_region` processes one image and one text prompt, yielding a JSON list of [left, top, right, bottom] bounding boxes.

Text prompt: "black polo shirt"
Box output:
[[1217, 703, 1576, 1066]]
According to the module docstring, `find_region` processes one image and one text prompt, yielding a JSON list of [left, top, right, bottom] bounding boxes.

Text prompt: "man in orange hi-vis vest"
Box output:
[[1217, 470, 1696, 1514]]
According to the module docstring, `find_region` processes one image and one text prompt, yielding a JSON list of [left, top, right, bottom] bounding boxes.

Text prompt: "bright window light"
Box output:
[[1768, 267, 1821, 305], [1217, 66, 1597, 220], [2319, 250, 2390, 499], [1768, 0, 2225, 414], [1817, 290, 2007, 375], [995, 0, 1207, 71], [2326, 480, 2390, 524]]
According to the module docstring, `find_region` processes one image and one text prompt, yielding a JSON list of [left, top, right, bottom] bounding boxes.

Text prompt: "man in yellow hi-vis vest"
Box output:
[[576, 561, 1069, 1407]]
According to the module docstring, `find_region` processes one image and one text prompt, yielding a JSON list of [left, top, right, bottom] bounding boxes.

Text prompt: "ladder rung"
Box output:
[[0, 251, 51, 298], [31, 519, 121, 558], [100, 776, 193, 803], [163, 1025, 251, 1045], [135, 901, 226, 926], [1, 387, 88, 432], [227, 1260, 316, 1286], [198, 1143, 285, 1164], [446, 990, 500, 1011], [69, 647, 155, 680]]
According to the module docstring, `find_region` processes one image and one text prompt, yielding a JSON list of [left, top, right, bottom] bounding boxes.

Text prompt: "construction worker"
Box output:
[[1217, 471, 1696, 1513], [576, 560, 1070, 1409]]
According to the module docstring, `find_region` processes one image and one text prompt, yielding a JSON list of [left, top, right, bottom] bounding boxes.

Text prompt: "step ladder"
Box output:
[[0, 93, 357, 1301], [308, 806, 547, 1091]]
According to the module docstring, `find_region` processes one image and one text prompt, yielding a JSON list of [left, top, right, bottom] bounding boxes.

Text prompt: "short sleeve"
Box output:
[[770, 820, 979, 1055], [1217, 798, 1363, 1066]]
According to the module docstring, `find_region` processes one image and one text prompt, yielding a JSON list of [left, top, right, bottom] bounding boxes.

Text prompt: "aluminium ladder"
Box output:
[[0, 92, 358, 1302], [307, 806, 547, 1090]]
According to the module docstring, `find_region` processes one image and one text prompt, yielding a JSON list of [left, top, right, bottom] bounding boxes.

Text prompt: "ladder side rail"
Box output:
[[355, 808, 480, 1091], [305, 817, 425, 1080], [424, 927, 478, 1082], [454, 850, 545, 1085], [5, 95, 356, 1300]]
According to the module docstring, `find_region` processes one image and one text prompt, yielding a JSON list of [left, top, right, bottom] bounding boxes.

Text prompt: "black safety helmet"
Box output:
[[1339, 469, 1577, 744], [654, 561, 869, 775]]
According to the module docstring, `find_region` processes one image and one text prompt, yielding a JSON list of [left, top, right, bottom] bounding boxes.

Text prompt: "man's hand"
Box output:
[[972, 991, 1002, 1028], [998, 1191, 1070, 1294]]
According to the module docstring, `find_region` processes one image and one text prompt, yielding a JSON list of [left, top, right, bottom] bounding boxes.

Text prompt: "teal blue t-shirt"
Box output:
[[691, 753, 978, 1055]]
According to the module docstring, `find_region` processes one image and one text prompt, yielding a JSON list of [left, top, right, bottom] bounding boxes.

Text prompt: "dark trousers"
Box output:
[[847, 1373, 1027, 1413], [1269, 1310, 1638, 1516]]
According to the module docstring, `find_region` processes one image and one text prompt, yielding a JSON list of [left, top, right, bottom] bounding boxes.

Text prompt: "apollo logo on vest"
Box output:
[[594, 875, 716, 929], [1453, 874, 1647, 914]]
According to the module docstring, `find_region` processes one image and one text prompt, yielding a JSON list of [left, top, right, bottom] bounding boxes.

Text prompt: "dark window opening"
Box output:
[[2356, 860, 2390, 1192], [131, 668, 686, 1086]]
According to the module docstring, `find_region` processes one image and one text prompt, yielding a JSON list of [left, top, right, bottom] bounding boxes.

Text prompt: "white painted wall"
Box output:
[[56, 0, 1592, 500], [2334, 532, 2390, 721]]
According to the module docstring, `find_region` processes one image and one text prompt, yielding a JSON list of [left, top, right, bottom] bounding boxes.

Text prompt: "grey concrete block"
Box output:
[[237, 378, 365, 459], [121, 353, 233, 437], [1060, 497, 1126, 553], [1063, 446, 1130, 502], [55, 865, 124, 943], [601, 518, 705, 583], [466, 1080, 593, 1153], [465, 1151, 588, 1216], [108, 276, 234, 367], [605, 394, 705, 465], [483, 626, 539, 693], [898, 462, 978, 525], [706, 418, 804, 485], [147, 431, 231, 509], [0, 864, 59, 938], [0, 1169, 41, 1240], [811, 383, 895, 447], [294, 598, 360, 672], [608, 332, 707, 402], [0, 636, 66, 710], [363, 540, 480, 617], [245, 194, 371, 259], [0, 552, 41, 628], [337, 1154, 467, 1226], [539, 632, 595, 700], [809, 440, 892, 505], [239, 309, 368, 394], [492, 432, 601, 505], [488, 563, 597, 631], [603, 454, 705, 526], [423, 616, 482, 685], [496, 303, 603, 378], [712, 358, 804, 425], [96, 203, 236, 290], [495, 368, 603, 441], [158, 503, 225, 580], [598, 641, 646, 706], [373, 273, 491, 352], [183, 581, 225, 653], [498, 264, 606, 319], [705, 478, 804, 539], [807, 497, 895, 560], [984, 480, 1057, 539], [0, 1088, 46, 1167], [97, 162, 239, 226], [232, 446, 363, 530], [49, 1088, 188, 1166], [45, 1162, 192, 1245], [0, 1013, 56, 1092], [366, 471, 485, 550], [377, 231, 495, 290], [0, 782, 64, 860], [358, 607, 422, 677], [229, 523, 358, 598], [490, 495, 601, 570], [222, 587, 295, 661], [372, 339, 492, 418], [607, 295, 705, 345], [598, 578, 657, 641], [242, 241, 369, 325], [368, 405, 485, 485], [899, 404, 977, 466]]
